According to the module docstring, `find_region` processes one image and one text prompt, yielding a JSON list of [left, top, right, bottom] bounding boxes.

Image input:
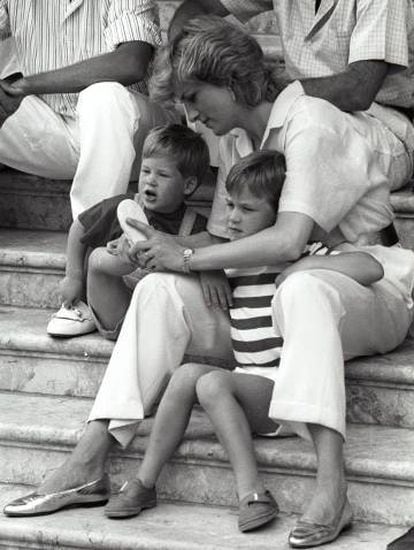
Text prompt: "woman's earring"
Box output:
[[228, 88, 236, 102]]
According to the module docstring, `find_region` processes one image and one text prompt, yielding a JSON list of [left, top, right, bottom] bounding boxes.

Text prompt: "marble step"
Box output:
[[0, 229, 66, 309], [0, 484, 406, 550], [1, 305, 414, 429], [0, 392, 413, 525], [1, 168, 414, 249]]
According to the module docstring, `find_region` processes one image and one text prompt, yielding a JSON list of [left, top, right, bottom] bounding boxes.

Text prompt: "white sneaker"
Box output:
[[47, 301, 96, 337]]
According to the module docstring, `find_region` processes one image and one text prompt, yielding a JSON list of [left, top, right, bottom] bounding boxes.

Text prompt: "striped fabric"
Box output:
[[227, 267, 283, 368], [226, 242, 330, 369], [0, 0, 161, 116]]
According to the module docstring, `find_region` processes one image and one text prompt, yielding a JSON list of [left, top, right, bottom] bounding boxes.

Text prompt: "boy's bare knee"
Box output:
[[196, 370, 230, 407], [87, 247, 109, 273], [168, 363, 208, 393]]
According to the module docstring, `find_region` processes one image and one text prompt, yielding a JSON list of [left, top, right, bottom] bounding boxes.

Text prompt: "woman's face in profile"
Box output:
[[179, 82, 241, 136]]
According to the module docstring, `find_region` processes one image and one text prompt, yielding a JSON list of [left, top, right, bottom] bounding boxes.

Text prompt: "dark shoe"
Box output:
[[387, 527, 414, 549], [104, 478, 157, 519], [288, 497, 353, 548], [238, 489, 279, 532], [3, 474, 110, 517]]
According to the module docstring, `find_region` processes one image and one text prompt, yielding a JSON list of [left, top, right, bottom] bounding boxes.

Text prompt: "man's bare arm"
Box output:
[[301, 60, 389, 111], [168, 0, 229, 40], [0, 41, 154, 97]]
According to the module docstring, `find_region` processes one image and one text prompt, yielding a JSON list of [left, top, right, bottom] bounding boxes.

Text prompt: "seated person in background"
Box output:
[[102, 150, 384, 538], [47, 124, 209, 339], [0, 0, 175, 218]]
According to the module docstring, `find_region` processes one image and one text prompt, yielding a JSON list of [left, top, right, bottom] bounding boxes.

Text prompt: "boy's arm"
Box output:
[[60, 219, 89, 306], [276, 251, 384, 288], [175, 231, 225, 248]]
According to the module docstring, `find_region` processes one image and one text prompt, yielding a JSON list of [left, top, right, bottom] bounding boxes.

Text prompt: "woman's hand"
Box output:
[[126, 218, 185, 272], [59, 276, 83, 307], [199, 270, 233, 309]]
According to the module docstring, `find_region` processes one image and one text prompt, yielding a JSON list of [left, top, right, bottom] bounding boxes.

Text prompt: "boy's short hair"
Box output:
[[225, 150, 286, 211], [142, 124, 210, 187]]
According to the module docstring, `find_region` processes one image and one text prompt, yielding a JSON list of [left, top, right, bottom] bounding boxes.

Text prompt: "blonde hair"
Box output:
[[150, 16, 285, 107]]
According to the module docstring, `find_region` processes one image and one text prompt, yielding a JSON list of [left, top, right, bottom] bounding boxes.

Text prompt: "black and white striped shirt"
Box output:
[[226, 243, 331, 369]]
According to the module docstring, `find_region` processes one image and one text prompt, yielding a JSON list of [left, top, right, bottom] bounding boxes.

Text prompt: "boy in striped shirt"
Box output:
[[102, 150, 385, 534]]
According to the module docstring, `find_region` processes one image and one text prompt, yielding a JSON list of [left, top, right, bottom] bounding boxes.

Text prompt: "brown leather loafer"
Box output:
[[289, 497, 353, 548], [3, 474, 110, 517], [238, 489, 279, 532], [104, 478, 157, 519]]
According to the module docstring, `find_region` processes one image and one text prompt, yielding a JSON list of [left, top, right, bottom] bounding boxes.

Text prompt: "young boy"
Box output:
[[47, 124, 210, 338], [102, 150, 385, 532]]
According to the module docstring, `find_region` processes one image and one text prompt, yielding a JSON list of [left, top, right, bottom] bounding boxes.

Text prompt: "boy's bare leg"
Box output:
[[137, 363, 216, 488], [87, 247, 132, 331], [195, 370, 276, 500], [38, 420, 113, 493]]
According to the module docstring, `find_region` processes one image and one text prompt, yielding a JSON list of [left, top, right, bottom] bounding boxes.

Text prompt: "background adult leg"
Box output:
[[71, 84, 174, 217], [0, 95, 78, 177]]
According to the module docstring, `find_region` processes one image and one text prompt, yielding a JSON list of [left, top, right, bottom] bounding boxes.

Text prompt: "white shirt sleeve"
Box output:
[[349, 0, 410, 68], [105, 0, 161, 51], [272, 96, 392, 237], [0, 0, 10, 41]]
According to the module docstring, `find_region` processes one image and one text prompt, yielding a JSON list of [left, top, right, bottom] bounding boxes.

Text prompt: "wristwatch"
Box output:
[[182, 248, 194, 273]]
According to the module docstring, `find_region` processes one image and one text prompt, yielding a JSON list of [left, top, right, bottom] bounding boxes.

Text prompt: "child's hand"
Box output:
[[107, 234, 131, 257], [106, 237, 121, 255], [59, 276, 83, 307], [199, 270, 233, 309]]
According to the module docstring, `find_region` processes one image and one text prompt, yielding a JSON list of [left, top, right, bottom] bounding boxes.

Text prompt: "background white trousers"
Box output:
[[88, 269, 412, 447], [0, 82, 173, 217]]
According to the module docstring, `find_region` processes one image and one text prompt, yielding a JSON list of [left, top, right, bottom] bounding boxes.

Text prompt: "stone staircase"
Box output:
[[0, 175, 414, 550], [1, 3, 414, 548]]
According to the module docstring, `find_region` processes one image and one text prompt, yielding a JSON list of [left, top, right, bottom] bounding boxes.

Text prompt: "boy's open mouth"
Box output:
[[144, 188, 157, 200]]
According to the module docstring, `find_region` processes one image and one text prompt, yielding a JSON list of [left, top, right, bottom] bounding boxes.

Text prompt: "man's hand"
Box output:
[[199, 270, 233, 309], [59, 276, 83, 307], [0, 81, 24, 127], [126, 218, 185, 272]]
